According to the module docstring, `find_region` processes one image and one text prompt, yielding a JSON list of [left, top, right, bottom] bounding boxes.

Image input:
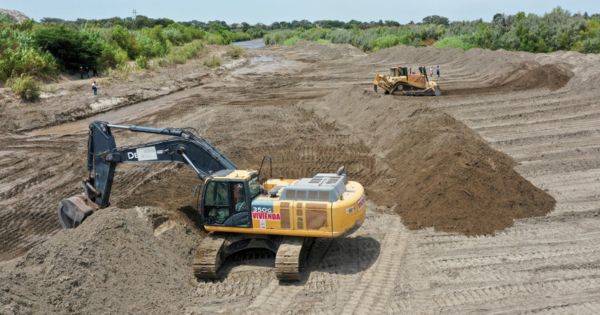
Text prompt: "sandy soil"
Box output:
[[1, 41, 600, 314]]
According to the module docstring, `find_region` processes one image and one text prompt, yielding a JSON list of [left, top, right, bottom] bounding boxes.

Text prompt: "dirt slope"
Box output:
[[313, 87, 554, 234], [0, 207, 199, 314]]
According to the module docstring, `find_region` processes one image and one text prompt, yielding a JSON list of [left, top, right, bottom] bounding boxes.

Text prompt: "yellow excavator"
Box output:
[[373, 66, 441, 96], [58, 121, 366, 281]]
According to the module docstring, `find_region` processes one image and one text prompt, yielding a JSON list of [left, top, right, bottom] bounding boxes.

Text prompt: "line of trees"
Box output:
[[263, 8, 600, 53]]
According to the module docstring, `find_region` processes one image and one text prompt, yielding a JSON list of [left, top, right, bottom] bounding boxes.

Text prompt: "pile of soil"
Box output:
[[492, 62, 573, 91], [0, 207, 200, 314], [313, 88, 555, 235], [374, 108, 555, 234]]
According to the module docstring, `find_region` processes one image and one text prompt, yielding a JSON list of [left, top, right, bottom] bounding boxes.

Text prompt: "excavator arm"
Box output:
[[58, 120, 238, 228]]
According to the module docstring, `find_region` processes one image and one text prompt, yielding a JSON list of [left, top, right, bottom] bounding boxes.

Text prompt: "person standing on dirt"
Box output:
[[79, 66, 85, 79], [436, 65, 440, 78], [429, 66, 434, 77], [92, 80, 98, 96]]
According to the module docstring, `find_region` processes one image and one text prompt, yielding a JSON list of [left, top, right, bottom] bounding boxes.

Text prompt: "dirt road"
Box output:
[[1, 42, 600, 314]]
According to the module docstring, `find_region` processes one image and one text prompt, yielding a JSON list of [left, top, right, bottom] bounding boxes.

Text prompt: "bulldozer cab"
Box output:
[[201, 174, 261, 228], [390, 67, 409, 77]]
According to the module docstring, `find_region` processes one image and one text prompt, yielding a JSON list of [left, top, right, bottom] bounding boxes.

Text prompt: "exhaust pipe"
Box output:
[[57, 193, 98, 229]]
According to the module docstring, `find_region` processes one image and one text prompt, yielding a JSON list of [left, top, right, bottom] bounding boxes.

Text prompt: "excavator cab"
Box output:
[[201, 173, 261, 228]]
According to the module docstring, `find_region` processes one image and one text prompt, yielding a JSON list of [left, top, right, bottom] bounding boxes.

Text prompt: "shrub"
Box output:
[[33, 26, 104, 71], [433, 36, 477, 50], [206, 33, 226, 45], [203, 55, 222, 68], [136, 26, 169, 58], [136, 55, 149, 69], [225, 45, 244, 59], [165, 40, 204, 64], [8, 74, 41, 101], [372, 35, 402, 50], [98, 45, 128, 70], [110, 25, 138, 59], [0, 46, 58, 81], [283, 36, 301, 46]]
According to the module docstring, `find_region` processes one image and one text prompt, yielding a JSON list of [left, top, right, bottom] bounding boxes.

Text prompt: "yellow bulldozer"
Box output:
[[373, 66, 441, 96]]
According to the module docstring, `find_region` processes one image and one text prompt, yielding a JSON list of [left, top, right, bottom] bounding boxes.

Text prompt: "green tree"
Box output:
[[422, 15, 449, 26]]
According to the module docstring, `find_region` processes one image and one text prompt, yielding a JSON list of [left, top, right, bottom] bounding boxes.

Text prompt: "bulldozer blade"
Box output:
[[57, 194, 98, 229]]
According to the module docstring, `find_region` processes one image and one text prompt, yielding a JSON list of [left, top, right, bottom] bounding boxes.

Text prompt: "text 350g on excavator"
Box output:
[[58, 121, 366, 281]]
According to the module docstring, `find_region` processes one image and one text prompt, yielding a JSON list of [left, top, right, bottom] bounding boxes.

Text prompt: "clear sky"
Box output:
[[1, 0, 599, 24]]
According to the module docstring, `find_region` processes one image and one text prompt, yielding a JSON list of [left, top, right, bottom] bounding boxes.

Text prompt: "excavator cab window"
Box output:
[[203, 180, 252, 228]]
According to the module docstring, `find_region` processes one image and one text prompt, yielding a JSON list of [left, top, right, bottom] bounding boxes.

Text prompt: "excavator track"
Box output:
[[275, 237, 314, 281], [193, 233, 227, 279]]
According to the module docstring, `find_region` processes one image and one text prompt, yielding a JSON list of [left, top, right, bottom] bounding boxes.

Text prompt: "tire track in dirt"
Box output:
[[340, 227, 408, 314]]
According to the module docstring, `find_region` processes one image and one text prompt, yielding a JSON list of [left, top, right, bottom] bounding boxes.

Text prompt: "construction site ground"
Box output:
[[1, 42, 600, 314]]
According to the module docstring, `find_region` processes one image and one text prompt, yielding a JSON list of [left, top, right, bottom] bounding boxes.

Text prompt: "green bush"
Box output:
[[433, 36, 477, 50], [135, 55, 149, 69], [205, 33, 226, 45], [372, 35, 402, 50], [283, 36, 301, 46], [98, 45, 128, 70], [33, 26, 105, 71], [225, 45, 244, 59], [203, 55, 222, 68], [110, 25, 138, 59], [8, 74, 41, 101], [0, 46, 58, 81], [136, 26, 169, 58]]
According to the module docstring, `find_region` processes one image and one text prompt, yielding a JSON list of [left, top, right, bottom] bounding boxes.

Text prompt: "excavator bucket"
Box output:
[[57, 193, 98, 229]]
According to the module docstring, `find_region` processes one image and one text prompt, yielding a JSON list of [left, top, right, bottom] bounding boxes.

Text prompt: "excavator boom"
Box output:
[[58, 120, 237, 228]]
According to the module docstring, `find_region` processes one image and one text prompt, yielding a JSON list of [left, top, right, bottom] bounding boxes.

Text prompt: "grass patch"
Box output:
[[283, 36, 302, 46], [8, 74, 41, 101], [203, 55, 222, 68], [433, 36, 476, 50], [165, 40, 205, 65], [226, 45, 244, 59], [135, 55, 149, 69]]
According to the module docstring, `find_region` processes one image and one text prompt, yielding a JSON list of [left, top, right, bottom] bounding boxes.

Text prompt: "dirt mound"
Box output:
[[492, 62, 573, 91], [312, 88, 555, 235], [375, 108, 555, 234], [0, 207, 200, 314]]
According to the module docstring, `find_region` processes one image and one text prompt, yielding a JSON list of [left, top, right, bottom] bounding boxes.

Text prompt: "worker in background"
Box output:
[[92, 80, 98, 96], [436, 65, 440, 78], [429, 66, 434, 77]]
